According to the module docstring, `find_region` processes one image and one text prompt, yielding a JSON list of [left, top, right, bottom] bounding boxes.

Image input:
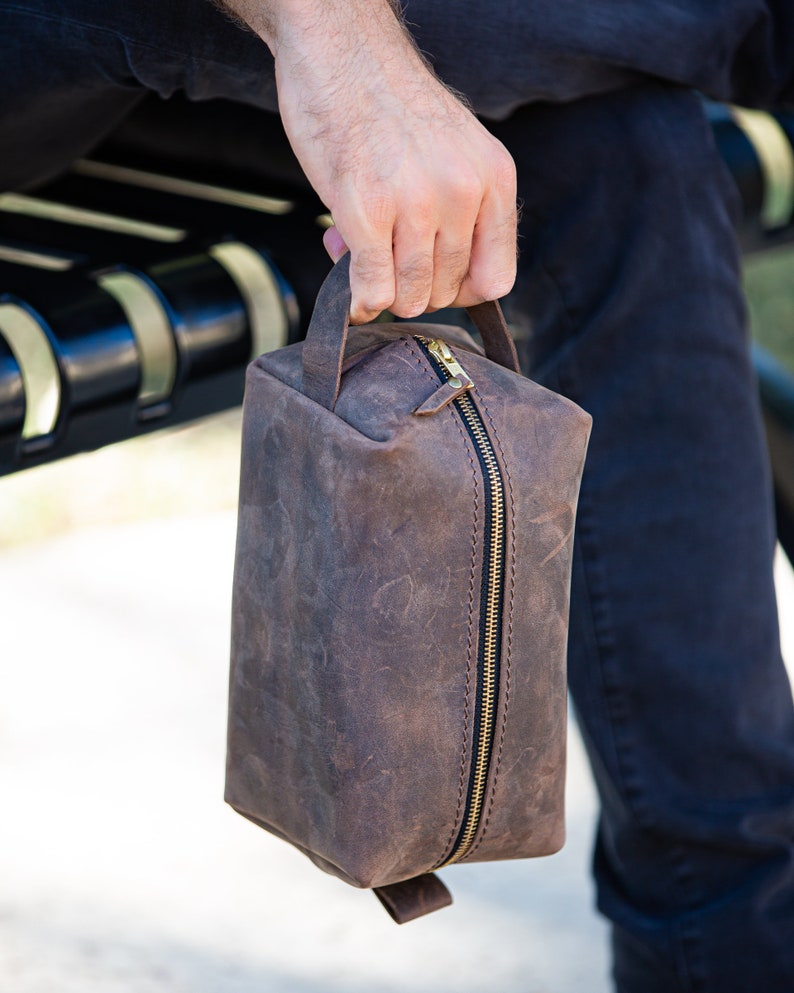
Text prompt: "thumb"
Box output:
[[322, 224, 349, 262]]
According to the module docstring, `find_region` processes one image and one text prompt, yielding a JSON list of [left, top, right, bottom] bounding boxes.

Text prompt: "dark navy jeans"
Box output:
[[3, 2, 794, 989]]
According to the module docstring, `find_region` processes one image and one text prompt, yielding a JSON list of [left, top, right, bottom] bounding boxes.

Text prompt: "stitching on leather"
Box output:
[[438, 435, 478, 866], [399, 337, 479, 866], [464, 392, 513, 859]]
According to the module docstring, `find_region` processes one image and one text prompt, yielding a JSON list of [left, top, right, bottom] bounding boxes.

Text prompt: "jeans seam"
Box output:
[[670, 848, 707, 993]]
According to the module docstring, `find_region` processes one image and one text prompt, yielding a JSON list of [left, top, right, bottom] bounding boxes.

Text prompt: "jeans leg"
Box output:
[[490, 83, 794, 992]]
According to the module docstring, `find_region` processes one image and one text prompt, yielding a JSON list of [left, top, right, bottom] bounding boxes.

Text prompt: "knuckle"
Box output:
[[360, 290, 395, 317], [351, 293, 393, 323], [352, 244, 394, 284], [428, 268, 468, 311], [427, 244, 471, 310], [360, 192, 396, 230], [402, 191, 438, 237], [395, 253, 434, 316], [350, 247, 395, 320], [451, 170, 484, 209], [439, 245, 472, 282], [398, 252, 434, 287], [351, 307, 383, 325]]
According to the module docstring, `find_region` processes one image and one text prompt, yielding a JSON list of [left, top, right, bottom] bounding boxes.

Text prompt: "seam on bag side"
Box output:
[[400, 337, 480, 866], [464, 395, 514, 859]]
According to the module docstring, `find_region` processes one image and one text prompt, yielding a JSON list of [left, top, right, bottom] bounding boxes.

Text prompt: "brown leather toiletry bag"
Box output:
[[226, 255, 591, 923]]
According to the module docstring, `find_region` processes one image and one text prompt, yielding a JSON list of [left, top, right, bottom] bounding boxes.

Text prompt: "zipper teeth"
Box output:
[[414, 336, 506, 865], [447, 392, 505, 862]]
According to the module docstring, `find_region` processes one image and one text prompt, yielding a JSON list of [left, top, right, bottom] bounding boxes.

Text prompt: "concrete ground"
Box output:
[[1, 450, 793, 992]]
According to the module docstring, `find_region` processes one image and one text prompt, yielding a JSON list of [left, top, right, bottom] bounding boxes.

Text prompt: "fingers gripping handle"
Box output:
[[299, 254, 520, 411]]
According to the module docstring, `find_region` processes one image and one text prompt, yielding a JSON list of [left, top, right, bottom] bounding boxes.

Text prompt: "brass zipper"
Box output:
[[415, 336, 507, 865]]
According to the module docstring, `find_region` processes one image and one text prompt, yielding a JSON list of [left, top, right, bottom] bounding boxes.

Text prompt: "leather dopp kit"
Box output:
[[226, 256, 591, 923]]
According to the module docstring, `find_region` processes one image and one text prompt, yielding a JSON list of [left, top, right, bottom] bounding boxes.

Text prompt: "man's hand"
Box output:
[[222, 0, 518, 323]]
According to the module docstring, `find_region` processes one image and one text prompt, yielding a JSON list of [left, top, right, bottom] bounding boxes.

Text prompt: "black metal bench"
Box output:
[[0, 97, 331, 471], [3, 96, 794, 552]]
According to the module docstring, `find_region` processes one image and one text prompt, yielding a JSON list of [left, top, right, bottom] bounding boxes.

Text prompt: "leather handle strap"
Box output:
[[300, 254, 520, 411], [372, 872, 453, 924]]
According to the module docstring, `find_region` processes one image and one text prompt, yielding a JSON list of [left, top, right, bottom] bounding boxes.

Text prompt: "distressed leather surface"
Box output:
[[226, 258, 591, 900]]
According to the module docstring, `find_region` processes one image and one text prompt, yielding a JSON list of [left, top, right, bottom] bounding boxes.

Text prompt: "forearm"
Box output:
[[216, 0, 517, 322], [220, 0, 410, 61]]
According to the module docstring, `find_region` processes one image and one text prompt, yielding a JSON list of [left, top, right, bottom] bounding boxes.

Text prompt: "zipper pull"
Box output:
[[413, 338, 474, 416], [426, 339, 473, 384], [413, 373, 473, 416]]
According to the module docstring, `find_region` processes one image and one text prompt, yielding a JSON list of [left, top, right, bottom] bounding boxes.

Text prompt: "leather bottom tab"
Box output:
[[372, 873, 453, 924]]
